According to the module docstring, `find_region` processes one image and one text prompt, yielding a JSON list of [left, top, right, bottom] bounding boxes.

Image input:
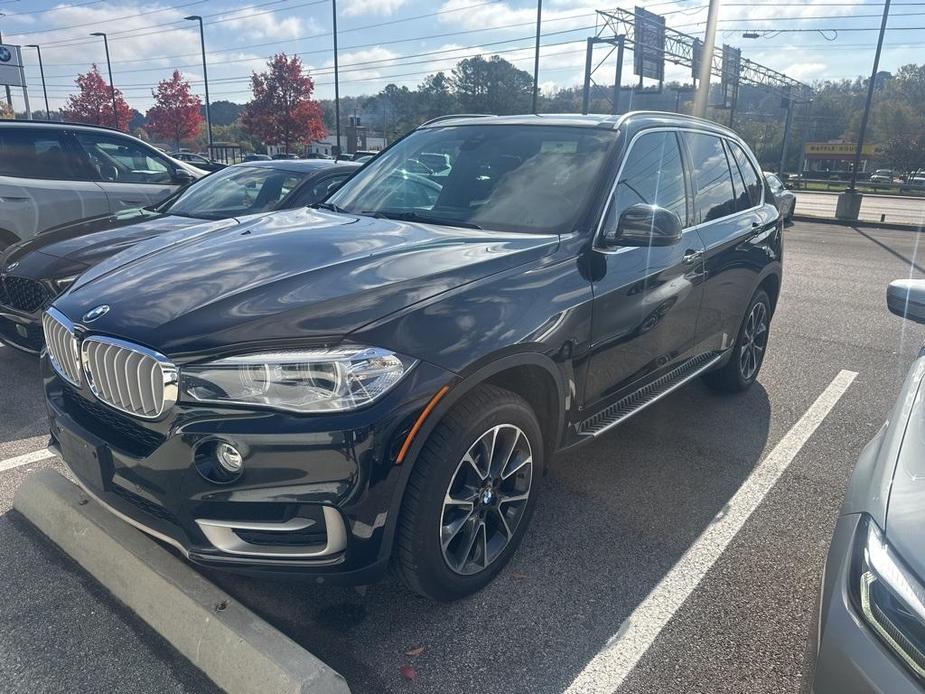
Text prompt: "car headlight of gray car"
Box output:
[[852, 515, 925, 679], [179, 346, 416, 413]]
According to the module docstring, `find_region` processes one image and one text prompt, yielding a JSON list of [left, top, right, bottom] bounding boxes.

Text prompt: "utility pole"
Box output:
[[838, 0, 890, 220], [531, 0, 542, 113], [693, 0, 721, 118], [332, 0, 341, 159], [778, 97, 794, 176], [26, 45, 50, 119], [90, 32, 118, 128], [186, 16, 213, 156], [582, 37, 594, 115]]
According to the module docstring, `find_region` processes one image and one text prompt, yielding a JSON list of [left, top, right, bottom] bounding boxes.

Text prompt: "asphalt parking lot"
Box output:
[[2, 219, 924, 693]]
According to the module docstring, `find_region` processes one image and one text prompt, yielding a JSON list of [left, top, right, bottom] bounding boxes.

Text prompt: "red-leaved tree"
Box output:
[[145, 70, 203, 150], [62, 64, 132, 131], [242, 54, 325, 154]]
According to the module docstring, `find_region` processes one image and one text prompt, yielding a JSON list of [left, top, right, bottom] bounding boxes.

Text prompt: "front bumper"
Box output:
[[0, 307, 44, 353], [813, 513, 923, 694], [43, 355, 454, 583]]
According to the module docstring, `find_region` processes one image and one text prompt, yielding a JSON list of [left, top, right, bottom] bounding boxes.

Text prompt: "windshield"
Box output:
[[328, 124, 618, 233], [166, 165, 305, 219]]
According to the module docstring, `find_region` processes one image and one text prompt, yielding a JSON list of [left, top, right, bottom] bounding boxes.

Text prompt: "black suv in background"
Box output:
[[41, 112, 782, 600]]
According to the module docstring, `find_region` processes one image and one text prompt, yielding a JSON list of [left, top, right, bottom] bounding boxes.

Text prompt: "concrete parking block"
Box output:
[[13, 468, 351, 694]]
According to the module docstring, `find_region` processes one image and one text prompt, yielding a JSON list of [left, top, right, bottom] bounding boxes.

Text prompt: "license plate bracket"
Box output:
[[56, 419, 112, 492]]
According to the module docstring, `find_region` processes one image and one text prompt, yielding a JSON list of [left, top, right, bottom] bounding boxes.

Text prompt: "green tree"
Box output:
[[417, 72, 457, 120], [451, 55, 533, 114]]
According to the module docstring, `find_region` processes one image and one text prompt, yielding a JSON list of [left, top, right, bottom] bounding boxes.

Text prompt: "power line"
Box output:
[[8, 0, 211, 37]]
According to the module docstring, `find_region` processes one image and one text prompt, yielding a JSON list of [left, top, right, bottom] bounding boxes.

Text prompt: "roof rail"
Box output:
[[419, 113, 495, 127]]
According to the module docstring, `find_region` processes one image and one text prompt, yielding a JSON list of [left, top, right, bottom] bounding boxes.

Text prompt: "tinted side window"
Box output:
[[603, 130, 687, 231], [290, 173, 351, 207], [728, 140, 762, 208], [75, 132, 173, 184], [683, 132, 737, 223], [0, 129, 85, 181]]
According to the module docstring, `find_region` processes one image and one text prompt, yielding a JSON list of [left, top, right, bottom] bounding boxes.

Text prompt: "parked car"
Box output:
[[764, 172, 796, 223], [0, 160, 358, 353], [171, 151, 226, 172], [869, 169, 894, 184], [811, 278, 925, 693], [0, 121, 206, 249], [271, 153, 299, 160], [242, 153, 271, 162], [304, 152, 333, 160], [40, 112, 782, 601], [352, 154, 375, 164]]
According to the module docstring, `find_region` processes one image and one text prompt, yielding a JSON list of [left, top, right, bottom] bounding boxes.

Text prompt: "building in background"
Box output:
[[801, 141, 882, 176]]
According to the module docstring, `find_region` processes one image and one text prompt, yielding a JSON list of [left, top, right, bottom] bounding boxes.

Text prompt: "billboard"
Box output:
[[691, 38, 702, 80], [633, 6, 665, 82], [0, 45, 24, 88], [804, 142, 879, 158], [721, 45, 740, 106]]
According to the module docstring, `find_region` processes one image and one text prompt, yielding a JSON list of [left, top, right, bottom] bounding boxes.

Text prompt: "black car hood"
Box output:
[[55, 207, 558, 356], [6, 213, 231, 268]]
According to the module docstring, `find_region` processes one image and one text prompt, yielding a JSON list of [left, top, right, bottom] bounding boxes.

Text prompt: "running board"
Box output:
[[578, 351, 725, 437]]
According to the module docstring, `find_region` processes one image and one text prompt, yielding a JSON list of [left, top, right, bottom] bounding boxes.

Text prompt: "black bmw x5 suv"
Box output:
[[42, 112, 781, 601]]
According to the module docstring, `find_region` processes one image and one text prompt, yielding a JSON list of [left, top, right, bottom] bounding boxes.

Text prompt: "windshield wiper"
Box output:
[[360, 209, 482, 230], [310, 201, 348, 213]]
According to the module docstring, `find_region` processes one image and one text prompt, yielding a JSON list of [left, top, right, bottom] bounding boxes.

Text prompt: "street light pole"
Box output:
[[90, 32, 117, 128], [25, 45, 50, 119], [849, 0, 891, 191], [531, 0, 542, 113], [185, 16, 213, 156], [332, 0, 341, 159], [693, 0, 722, 118]]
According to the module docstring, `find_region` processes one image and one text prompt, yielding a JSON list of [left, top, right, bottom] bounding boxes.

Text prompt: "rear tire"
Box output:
[[394, 384, 543, 601], [702, 289, 771, 393]]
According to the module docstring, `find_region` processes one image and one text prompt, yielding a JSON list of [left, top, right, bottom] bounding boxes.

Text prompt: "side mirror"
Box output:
[[600, 203, 683, 249], [887, 279, 925, 325], [173, 168, 195, 185]]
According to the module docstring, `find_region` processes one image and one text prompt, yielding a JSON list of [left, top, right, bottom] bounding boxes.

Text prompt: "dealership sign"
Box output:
[[0, 45, 24, 87]]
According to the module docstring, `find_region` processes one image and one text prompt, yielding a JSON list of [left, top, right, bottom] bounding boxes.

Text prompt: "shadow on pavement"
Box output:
[[204, 379, 772, 694], [0, 348, 47, 446]]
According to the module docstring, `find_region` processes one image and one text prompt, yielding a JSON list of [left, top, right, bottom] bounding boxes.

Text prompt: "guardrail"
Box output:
[[787, 178, 925, 196]]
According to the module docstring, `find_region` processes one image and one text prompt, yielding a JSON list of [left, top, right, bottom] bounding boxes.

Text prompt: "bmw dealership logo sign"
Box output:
[[0, 47, 10, 63]]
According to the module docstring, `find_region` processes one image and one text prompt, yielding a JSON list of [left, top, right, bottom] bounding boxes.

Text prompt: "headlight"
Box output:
[[852, 515, 925, 679], [179, 346, 415, 413]]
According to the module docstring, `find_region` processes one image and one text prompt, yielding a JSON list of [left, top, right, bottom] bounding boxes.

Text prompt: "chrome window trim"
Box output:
[[80, 335, 178, 420], [593, 125, 766, 254]]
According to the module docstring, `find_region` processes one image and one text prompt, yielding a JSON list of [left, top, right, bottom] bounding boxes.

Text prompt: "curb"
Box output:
[[793, 214, 924, 232], [13, 469, 351, 694]]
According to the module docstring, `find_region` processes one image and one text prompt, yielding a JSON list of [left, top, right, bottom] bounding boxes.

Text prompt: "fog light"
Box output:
[[216, 442, 243, 473]]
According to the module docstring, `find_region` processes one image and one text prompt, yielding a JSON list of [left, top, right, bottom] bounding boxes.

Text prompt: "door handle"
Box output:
[[683, 249, 704, 264]]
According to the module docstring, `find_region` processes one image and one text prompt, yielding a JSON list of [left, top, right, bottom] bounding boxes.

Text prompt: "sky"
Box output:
[[5, 0, 925, 113]]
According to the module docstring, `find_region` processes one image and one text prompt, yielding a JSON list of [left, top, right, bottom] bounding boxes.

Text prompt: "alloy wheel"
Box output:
[[440, 424, 533, 576], [739, 301, 768, 382]]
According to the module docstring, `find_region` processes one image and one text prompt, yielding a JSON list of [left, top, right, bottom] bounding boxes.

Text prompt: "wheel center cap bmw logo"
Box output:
[[0, 48, 11, 63], [82, 305, 110, 322]]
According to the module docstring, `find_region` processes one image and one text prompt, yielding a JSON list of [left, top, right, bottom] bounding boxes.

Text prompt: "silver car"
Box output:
[[764, 172, 796, 223], [0, 121, 205, 250], [812, 279, 925, 693]]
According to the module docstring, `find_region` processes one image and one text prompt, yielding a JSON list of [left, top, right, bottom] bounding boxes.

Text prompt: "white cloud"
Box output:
[[340, 0, 408, 18], [220, 7, 315, 40]]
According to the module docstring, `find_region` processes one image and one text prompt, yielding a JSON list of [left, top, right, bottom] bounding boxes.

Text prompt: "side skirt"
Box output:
[[577, 351, 726, 438]]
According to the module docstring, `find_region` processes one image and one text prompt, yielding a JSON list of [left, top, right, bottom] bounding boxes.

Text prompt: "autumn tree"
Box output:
[[145, 70, 203, 150], [62, 64, 132, 131], [242, 54, 325, 154]]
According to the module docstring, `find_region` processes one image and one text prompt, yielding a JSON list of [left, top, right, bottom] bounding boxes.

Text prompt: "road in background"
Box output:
[[795, 190, 925, 226], [1, 221, 924, 693]]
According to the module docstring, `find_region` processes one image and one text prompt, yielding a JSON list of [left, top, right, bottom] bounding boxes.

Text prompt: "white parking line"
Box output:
[[565, 369, 858, 694], [0, 448, 56, 473]]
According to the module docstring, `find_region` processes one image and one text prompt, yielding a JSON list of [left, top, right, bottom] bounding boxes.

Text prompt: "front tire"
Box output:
[[702, 288, 771, 393], [394, 384, 543, 601]]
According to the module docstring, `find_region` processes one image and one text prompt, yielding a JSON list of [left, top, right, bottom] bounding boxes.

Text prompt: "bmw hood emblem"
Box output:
[[82, 305, 110, 323]]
